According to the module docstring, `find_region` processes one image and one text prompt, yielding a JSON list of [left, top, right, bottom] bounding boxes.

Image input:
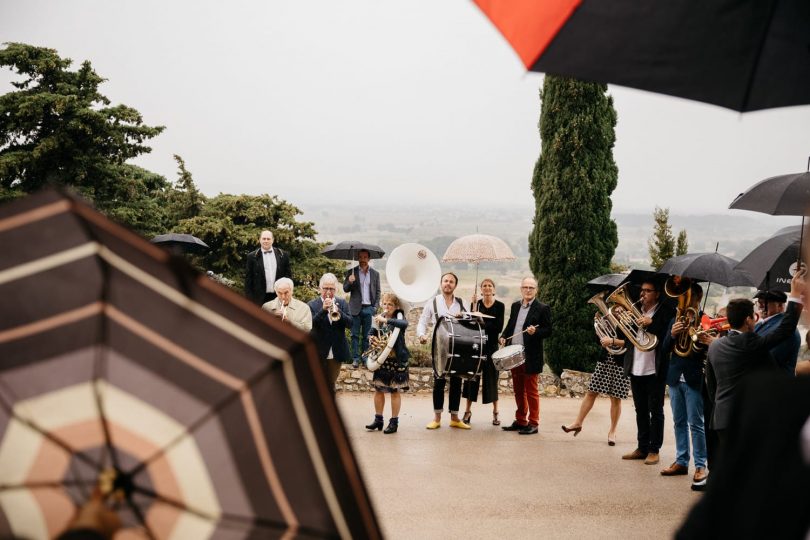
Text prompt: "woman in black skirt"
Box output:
[[561, 334, 629, 445], [364, 293, 409, 434], [461, 278, 505, 426]]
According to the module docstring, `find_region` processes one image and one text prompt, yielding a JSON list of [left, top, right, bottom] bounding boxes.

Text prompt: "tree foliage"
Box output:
[[529, 76, 619, 375], [676, 229, 689, 256], [0, 43, 165, 205], [648, 207, 689, 269]]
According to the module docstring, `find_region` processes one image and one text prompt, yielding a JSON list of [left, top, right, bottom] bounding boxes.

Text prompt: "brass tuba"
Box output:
[[604, 284, 658, 352], [664, 276, 699, 357], [587, 291, 627, 356]]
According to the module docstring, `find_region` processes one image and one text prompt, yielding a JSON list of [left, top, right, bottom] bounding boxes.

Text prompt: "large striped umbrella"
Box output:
[[0, 190, 380, 539]]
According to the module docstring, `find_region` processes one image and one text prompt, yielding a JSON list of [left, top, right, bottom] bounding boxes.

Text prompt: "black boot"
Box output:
[[383, 417, 399, 434], [365, 414, 383, 431]]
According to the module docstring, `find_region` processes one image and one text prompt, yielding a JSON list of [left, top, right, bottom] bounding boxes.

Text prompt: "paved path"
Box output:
[[337, 393, 700, 539]]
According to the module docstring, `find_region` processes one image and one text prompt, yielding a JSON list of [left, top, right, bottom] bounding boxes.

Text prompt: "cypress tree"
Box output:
[[529, 76, 619, 375]]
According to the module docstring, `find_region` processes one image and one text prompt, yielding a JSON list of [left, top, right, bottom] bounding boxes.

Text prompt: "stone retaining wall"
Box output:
[[335, 365, 595, 397]]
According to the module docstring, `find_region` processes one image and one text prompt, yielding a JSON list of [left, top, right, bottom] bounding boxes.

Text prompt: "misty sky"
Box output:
[[2, 0, 809, 214]]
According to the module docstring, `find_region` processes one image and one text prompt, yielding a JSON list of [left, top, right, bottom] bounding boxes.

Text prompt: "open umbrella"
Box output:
[[0, 190, 380, 539], [441, 234, 516, 293], [729, 159, 810, 265], [474, 0, 810, 112], [585, 273, 626, 293], [321, 241, 384, 261], [659, 252, 753, 287], [735, 226, 803, 292], [150, 233, 209, 255]]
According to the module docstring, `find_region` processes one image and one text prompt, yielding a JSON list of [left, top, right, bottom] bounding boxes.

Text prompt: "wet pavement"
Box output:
[[337, 393, 700, 539]]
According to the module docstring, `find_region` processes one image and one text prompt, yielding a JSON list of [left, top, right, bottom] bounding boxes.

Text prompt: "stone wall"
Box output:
[[335, 365, 595, 397]]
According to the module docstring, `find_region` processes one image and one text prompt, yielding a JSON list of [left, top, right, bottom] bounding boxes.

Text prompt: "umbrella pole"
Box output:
[[701, 282, 712, 315], [798, 216, 805, 270], [474, 262, 479, 305]]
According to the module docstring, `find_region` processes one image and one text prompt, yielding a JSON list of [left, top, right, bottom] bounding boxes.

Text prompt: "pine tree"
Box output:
[[529, 76, 619, 375], [676, 229, 689, 256], [648, 207, 675, 270]]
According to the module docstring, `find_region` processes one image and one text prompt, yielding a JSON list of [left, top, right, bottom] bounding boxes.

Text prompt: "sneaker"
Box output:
[[425, 420, 441, 430], [660, 462, 689, 476], [691, 467, 709, 491], [449, 420, 471, 430], [644, 452, 660, 465], [352, 360, 359, 368]]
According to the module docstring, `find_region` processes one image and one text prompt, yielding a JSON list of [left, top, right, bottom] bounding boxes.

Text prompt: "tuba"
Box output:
[[604, 284, 658, 352], [587, 291, 627, 356], [363, 311, 404, 371], [385, 243, 442, 303], [664, 276, 699, 357]]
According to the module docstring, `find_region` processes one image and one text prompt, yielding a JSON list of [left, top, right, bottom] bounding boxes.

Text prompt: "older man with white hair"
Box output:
[[309, 273, 353, 391], [262, 277, 312, 332]]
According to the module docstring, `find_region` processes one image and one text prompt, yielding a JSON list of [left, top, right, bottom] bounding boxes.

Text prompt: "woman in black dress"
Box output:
[[462, 278, 505, 425]]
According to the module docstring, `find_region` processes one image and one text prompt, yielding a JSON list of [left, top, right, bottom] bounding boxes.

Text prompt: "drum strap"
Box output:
[[432, 297, 466, 324]]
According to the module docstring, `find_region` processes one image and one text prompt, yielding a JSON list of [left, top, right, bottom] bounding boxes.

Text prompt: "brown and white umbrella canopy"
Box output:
[[0, 190, 380, 539], [442, 234, 516, 290]]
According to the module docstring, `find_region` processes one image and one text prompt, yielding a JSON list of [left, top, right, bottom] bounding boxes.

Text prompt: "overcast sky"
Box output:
[[2, 0, 809, 214]]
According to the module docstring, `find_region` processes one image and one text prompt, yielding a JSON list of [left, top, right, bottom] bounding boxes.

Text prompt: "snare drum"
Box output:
[[432, 316, 487, 379], [492, 344, 526, 371]]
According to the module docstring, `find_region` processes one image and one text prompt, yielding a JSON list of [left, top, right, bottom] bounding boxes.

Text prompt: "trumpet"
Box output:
[[324, 295, 341, 321], [688, 314, 731, 351]]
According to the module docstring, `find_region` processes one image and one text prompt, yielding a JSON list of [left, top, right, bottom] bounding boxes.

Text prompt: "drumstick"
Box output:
[[503, 325, 539, 341]]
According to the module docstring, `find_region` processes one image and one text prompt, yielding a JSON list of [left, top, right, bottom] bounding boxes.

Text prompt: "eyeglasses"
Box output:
[[321, 286, 336, 291], [521, 286, 536, 290], [640, 288, 657, 293]]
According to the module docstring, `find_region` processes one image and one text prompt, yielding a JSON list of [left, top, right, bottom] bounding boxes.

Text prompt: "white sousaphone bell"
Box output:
[[364, 243, 442, 371]]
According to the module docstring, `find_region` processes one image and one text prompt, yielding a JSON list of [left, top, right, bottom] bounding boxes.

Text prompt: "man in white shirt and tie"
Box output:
[[245, 230, 292, 305]]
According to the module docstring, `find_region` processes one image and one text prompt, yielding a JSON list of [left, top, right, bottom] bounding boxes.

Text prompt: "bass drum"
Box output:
[[432, 316, 487, 380]]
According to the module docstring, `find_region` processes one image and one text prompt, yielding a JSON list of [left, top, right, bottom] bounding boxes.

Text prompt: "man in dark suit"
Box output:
[[499, 276, 552, 435], [706, 270, 805, 460], [342, 249, 381, 368], [754, 289, 801, 376], [309, 273, 353, 392], [244, 230, 292, 305], [618, 279, 675, 465]]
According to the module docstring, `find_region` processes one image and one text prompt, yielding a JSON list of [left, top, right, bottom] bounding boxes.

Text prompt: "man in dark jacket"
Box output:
[[499, 276, 552, 435], [244, 230, 292, 305], [754, 289, 801, 375], [618, 279, 675, 465], [659, 283, 711, 490], [706, 270, 805, 461], [309, 273, 353, 392]]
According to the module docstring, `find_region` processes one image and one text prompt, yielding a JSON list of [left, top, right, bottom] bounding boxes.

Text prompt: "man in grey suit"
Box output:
[[707, 269, 805, 463], [342, 249, 380, 368]]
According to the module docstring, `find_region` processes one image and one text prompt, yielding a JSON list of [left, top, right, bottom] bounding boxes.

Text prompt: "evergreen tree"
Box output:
[[529, 76, 619, 375], [676, 229, 689, 256], [649, 207, 676, 270]]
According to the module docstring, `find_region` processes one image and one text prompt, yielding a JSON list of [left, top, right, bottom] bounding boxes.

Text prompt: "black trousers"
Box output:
[[630, 374, 666, 453], [433, 376, 462, 413]]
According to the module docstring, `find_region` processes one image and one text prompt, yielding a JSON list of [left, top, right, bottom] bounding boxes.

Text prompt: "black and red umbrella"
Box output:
[[0, 190, 380, 539], [473, 0, 810, 112]]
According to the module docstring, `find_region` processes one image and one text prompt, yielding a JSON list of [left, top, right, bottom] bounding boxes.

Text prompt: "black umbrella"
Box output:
[[150, 233, 209, 255], [321, 241, 385, 260], [585, 273, 626, 293], [729, 159, 810, 267], [735, 226, 803, 292], [474, 0, 810, 112], [659, 252, 754, 287]]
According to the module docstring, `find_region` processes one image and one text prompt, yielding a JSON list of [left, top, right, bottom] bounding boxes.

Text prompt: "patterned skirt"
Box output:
[[372, 355, 409, 393], [587, 360, 630, 399]]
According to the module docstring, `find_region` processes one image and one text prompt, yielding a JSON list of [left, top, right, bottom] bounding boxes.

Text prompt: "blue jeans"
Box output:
[[668, 380, 707, 469], [351, 305, 375, 361]]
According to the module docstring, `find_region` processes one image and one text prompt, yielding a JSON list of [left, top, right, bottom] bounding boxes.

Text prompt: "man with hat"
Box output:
[[754, 289, 801, 376]]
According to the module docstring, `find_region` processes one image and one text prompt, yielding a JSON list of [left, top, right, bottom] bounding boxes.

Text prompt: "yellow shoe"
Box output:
[[425, 420, 441, 430], [449, 420, 471, 430]]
